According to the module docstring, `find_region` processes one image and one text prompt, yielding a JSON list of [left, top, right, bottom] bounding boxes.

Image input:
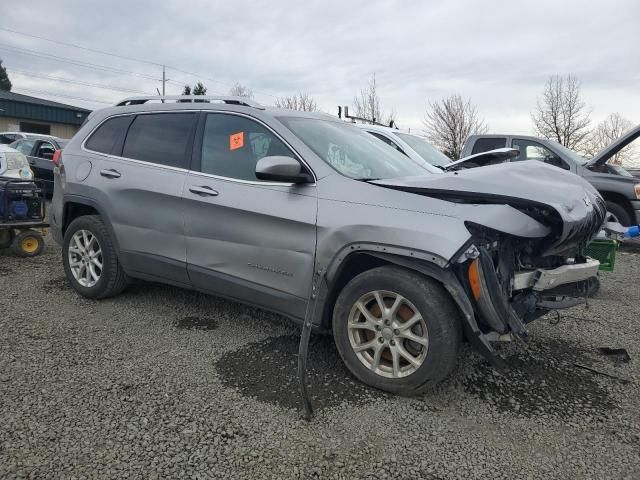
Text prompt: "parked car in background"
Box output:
[[0, 131, 54, 144], [51, 95, 605, 395], [462, 129, 640, 226], [10, 135, 68, 193], [360, 124, 519, 172], [0, 144, 33, 180], [356, 124, 449, 170]]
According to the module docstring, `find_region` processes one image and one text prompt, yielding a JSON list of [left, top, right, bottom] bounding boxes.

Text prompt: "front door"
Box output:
[[511, 138, 574, 172], [183, 112, 317, 319]]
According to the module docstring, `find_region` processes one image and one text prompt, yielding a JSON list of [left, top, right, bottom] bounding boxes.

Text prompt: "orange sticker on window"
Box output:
[[229, 131, 244, 150]]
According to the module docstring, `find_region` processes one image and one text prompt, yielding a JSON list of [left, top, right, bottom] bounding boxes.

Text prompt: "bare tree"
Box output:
[[353, 73, 396, 125], [531, 74, 591, 150], [275, 92, 319, 111], [423, 94, 488, 159], [229, 82, 253, 99], [584, 113, 636, 165]]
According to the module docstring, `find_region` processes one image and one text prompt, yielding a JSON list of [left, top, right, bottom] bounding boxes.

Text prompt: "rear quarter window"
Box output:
[[85, 115, 134, 155], [471, 137, 506, 154]]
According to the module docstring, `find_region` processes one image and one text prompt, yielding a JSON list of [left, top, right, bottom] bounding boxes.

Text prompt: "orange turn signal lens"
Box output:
[[468, 259, 482, 300]]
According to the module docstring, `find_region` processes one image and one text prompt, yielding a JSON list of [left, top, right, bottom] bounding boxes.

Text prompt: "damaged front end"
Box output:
[[455, 219, 602, 341], [373, 160, 607, 347]]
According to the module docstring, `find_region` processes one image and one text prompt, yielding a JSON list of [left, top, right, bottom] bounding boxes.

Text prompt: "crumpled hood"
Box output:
[[372, 160, 606, 253], [372, 160, 600, 208]]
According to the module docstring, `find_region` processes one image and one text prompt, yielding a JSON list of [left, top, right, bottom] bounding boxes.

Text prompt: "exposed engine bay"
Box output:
[[455, 222, 602, 339]]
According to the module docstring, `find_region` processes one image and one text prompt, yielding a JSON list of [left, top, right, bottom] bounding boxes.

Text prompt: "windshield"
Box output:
[[547, 140, 589, 165], [395, 133, 451, 167], [279, 117, 435, 180]]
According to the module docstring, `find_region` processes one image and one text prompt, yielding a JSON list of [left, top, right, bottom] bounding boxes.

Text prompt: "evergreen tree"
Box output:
[[192, 82, 207, 95], [0, 59, 12, 91]]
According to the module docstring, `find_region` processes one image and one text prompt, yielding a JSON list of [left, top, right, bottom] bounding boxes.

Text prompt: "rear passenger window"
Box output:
[[122, 113, 196, 168], [471, 137, 506, 154], [198, 113, 294, 181], [85, 115, 134, 155]]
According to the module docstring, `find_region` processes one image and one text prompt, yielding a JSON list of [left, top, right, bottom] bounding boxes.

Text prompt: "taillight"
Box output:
[[52, 149, 62, 167]]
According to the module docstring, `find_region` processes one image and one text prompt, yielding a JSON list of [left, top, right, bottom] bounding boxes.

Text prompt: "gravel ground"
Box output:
[[1, 236, 639, 479]]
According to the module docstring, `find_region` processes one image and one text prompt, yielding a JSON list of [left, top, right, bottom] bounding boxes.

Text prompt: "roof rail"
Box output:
[[115, 95, 265, 109]]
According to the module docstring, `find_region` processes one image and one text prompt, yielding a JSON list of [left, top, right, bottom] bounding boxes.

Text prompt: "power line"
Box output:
[[0, 44, 160, 80], [0, 27, 278, 99], [12, 88, 113, 105], [167, 66, 278, 99], [0, 27, 163, 67], [10, 69, 149, 94]]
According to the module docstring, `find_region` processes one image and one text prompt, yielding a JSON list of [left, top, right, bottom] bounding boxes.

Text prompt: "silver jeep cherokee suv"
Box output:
[[51, 96, 605, 395]]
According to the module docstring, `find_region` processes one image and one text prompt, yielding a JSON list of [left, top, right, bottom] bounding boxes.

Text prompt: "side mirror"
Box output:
[[255, 156, 311, 183]]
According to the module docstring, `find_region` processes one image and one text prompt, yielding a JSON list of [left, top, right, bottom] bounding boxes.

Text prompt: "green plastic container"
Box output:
[[585, 239, 618, 272]]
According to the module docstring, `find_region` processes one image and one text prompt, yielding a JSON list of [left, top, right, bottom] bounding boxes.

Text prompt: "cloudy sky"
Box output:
[[1, 0, 639, 133]]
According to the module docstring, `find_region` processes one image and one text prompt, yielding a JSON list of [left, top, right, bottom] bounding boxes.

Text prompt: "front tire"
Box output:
[[605, 201, 631, 226], [62, 215, 128, 299], [332, 266, 461, 395]]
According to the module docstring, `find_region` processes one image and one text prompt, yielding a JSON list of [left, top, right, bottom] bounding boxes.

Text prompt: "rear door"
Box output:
[[183, 112, 317, 319], [83, 112, 198, 285]]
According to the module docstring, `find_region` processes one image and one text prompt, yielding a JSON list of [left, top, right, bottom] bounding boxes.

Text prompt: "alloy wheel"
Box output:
[[68, 229, 103, 287], [347, 290, 429, 378]]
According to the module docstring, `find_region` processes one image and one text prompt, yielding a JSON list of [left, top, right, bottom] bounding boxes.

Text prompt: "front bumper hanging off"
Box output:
[[512, 258, 601, 292]]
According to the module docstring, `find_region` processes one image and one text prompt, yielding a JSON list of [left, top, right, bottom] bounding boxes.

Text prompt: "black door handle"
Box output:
[[189, 185, 219, 197], [100, 169, 121, 179]]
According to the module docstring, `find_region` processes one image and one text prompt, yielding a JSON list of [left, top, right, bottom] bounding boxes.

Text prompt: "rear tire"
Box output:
[[332, 265, 461, 395], [62, 215, 128, 299], [605, 201, 631, 226]]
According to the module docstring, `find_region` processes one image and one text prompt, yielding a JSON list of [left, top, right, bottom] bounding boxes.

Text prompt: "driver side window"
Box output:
[[512, 139, 569, 170]]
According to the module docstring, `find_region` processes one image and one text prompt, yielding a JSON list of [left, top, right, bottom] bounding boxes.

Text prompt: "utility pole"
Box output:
[[162, 64, 166, 96]]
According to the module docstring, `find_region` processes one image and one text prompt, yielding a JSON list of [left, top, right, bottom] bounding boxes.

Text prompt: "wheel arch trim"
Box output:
[[311, 247, 505, 369], [61, 194, 122, 255]]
